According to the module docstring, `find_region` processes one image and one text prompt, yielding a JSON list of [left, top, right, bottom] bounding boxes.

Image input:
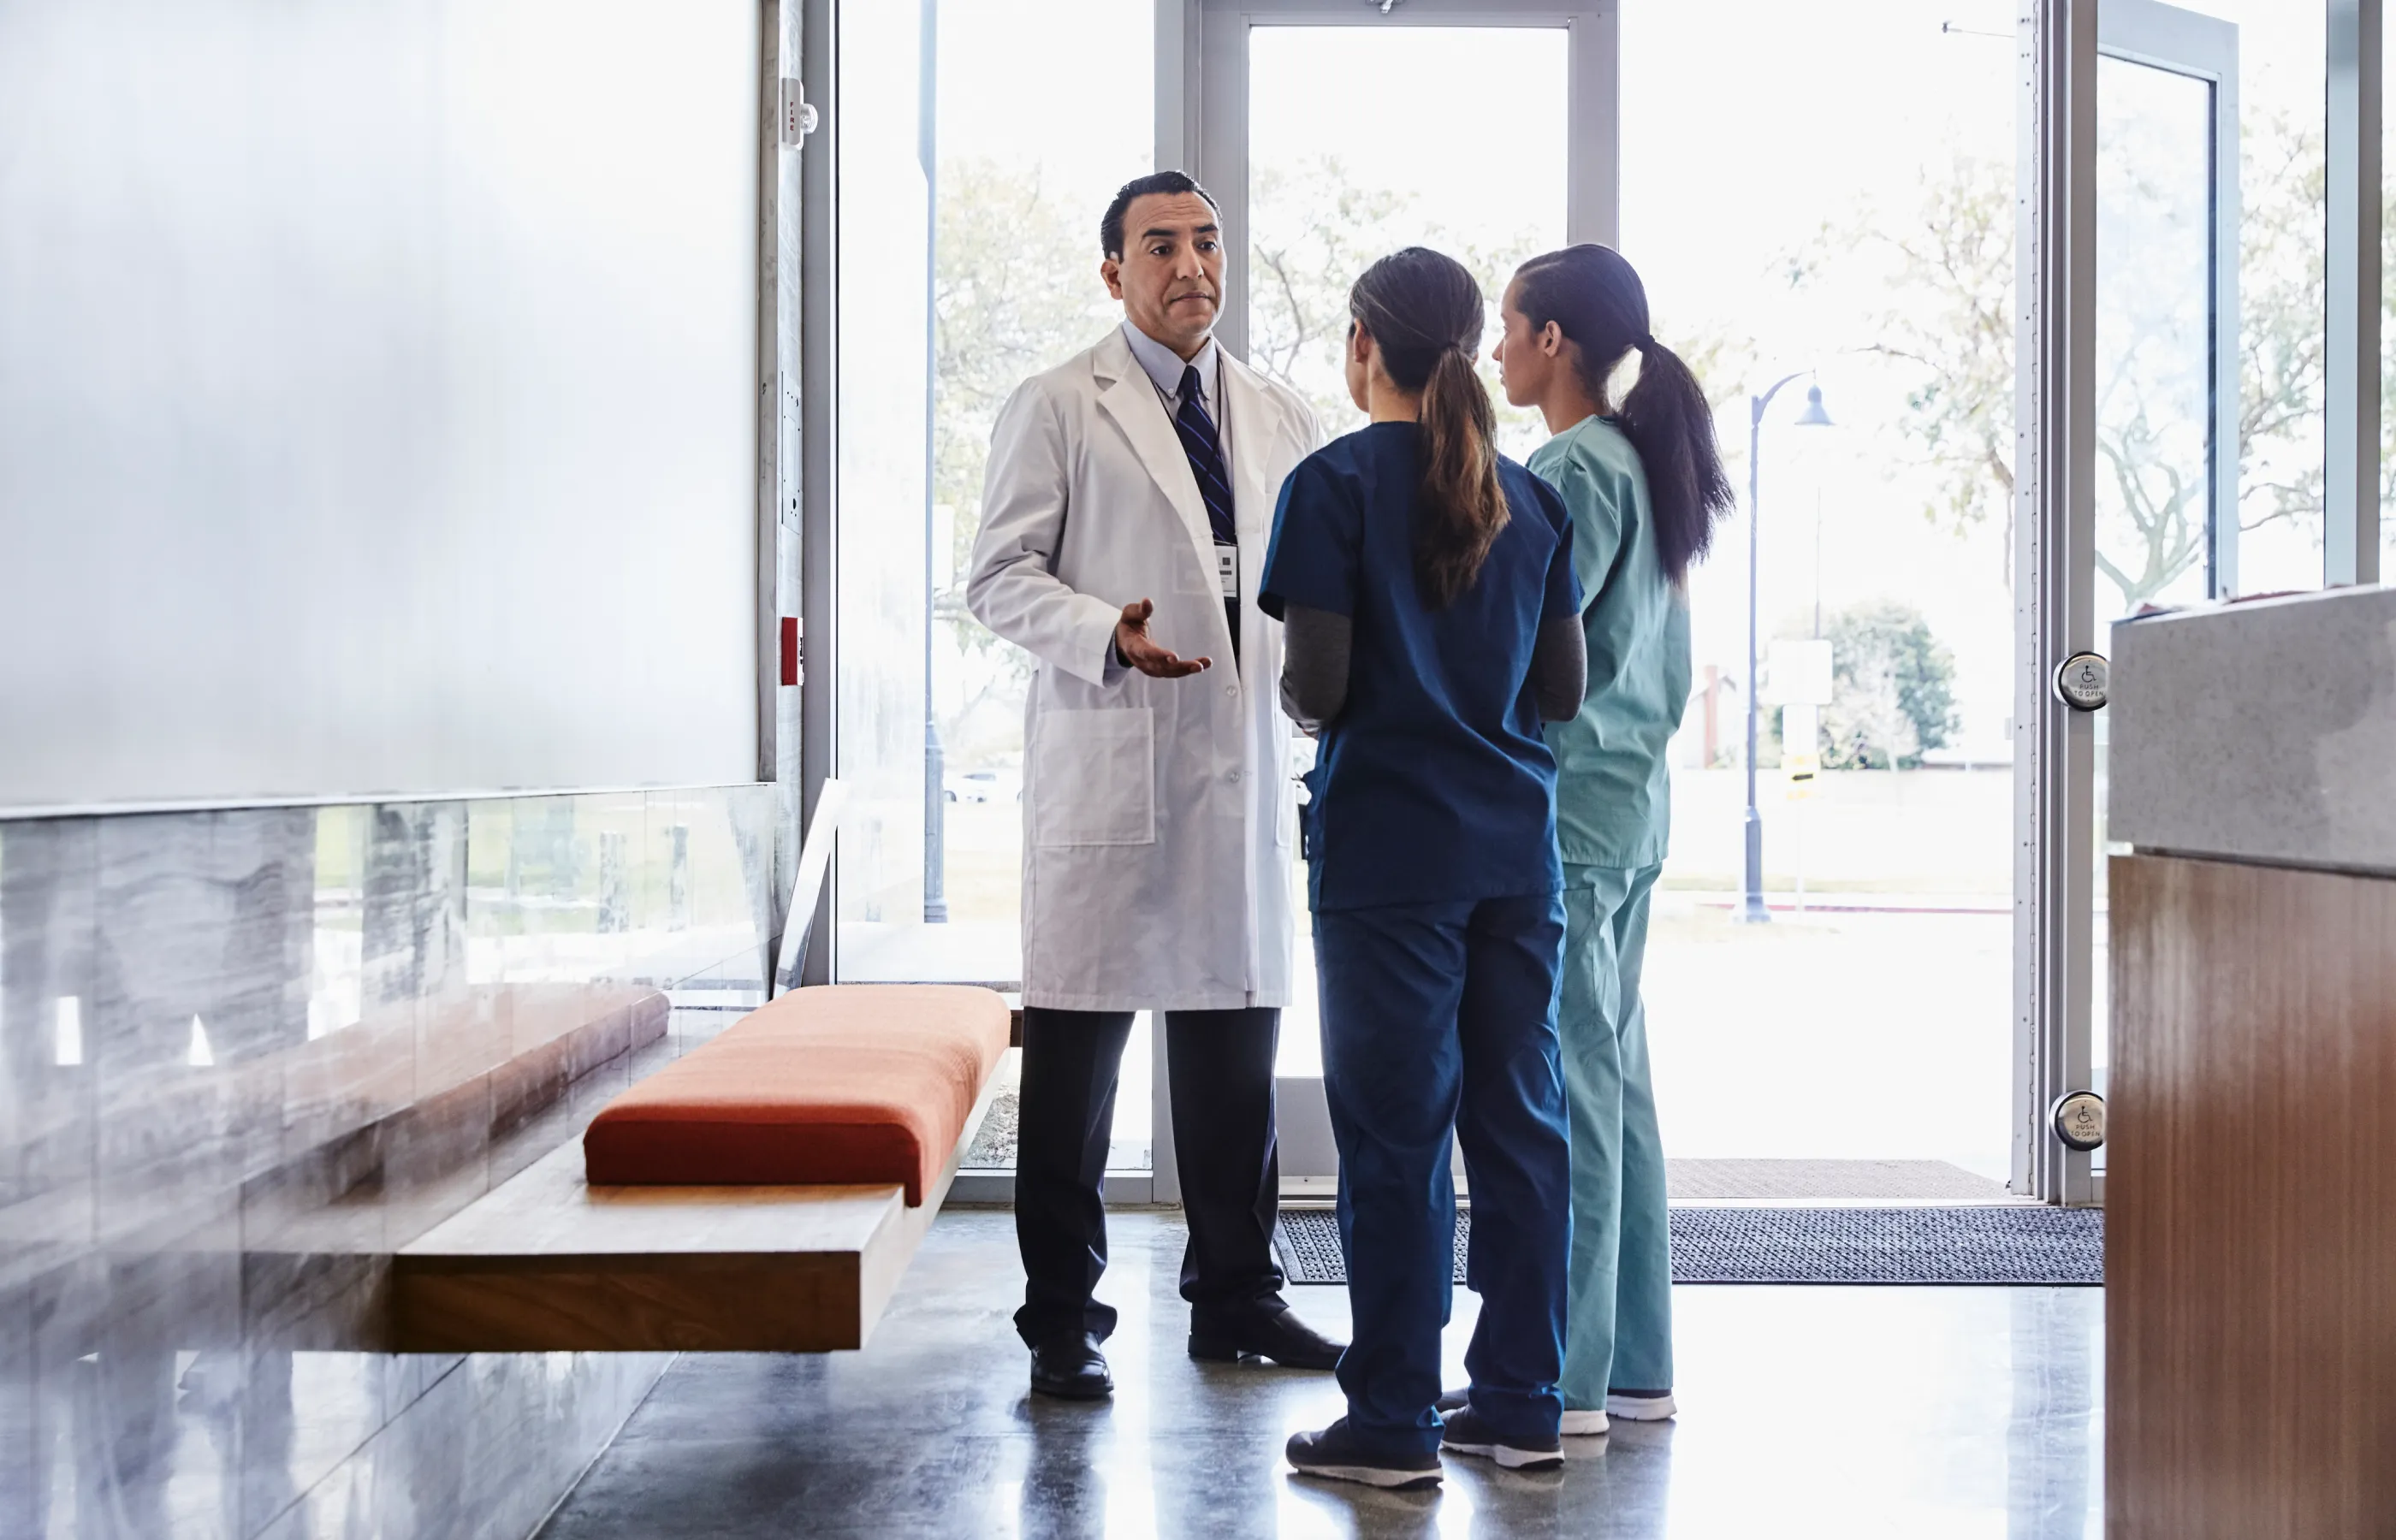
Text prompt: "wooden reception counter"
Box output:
[[2107, 586, 2396, 1537]]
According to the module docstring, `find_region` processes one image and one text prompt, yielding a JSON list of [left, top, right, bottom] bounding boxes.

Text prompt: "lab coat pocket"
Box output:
[[1031, 708, 1156, 847]]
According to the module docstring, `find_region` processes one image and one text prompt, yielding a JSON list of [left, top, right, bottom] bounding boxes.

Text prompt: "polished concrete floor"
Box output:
[[538, 1210, 2104, 1539]]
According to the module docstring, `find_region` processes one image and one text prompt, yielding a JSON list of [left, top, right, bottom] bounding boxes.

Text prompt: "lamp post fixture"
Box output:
[[1740, 373, 1833, 925]]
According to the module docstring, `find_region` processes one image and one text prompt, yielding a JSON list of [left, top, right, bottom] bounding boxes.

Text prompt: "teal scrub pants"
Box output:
[[1558, 862, 1674, 1405]]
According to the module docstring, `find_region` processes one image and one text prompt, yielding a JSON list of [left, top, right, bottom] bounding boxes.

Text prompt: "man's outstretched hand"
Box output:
[[1113, 599, 1211, 678]]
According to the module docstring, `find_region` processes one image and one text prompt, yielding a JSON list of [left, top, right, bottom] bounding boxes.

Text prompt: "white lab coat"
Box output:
[[967, 327, 1321, 1012]]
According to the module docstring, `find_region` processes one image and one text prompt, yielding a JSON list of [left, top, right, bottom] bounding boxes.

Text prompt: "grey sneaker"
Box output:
[[1286, 1419, 1443, 1490], [1437, 1389, 1604, 1437], [1438, 1407, 1563, 1470]]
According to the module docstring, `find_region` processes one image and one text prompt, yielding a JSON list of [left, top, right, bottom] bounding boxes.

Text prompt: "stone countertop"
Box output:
[[2110, 584, 2396, 876]]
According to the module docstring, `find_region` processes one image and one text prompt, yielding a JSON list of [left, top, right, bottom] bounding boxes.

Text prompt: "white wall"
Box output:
[[0, 0, 762, 810]]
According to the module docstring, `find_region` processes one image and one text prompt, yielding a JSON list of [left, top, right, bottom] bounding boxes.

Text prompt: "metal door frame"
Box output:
[[1171, 0, 1617, 363], [2019, 0, 2241, 1207]]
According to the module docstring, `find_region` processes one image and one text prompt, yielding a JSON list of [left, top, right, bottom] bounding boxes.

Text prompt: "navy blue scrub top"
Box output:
[[1259, 421, 1581, 912]]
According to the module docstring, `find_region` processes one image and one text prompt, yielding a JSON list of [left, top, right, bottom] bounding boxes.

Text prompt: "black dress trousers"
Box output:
[[1013, 1004, 1285, 1346]]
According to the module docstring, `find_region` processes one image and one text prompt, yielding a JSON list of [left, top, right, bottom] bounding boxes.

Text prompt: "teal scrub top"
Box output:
[[1529, 415, 1693, 869]]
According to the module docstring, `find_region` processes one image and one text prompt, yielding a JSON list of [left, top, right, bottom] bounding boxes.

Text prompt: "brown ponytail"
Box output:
[[1349, 248, 1509, 609]]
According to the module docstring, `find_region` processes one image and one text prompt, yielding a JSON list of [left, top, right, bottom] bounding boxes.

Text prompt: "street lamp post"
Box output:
[[1740, 374, 1833, 925]]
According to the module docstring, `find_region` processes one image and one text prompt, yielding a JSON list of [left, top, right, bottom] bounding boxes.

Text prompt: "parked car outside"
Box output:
[[944, 767, 1022, 803]]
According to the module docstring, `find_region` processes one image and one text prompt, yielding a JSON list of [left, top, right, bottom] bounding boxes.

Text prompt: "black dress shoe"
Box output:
[[1188, 1300, 1344, 1370], [1029, 1332, 1112, 1400]]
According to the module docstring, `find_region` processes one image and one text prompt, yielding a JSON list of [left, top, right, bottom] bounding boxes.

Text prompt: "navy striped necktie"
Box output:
[[1174, 364, 1239, 548]]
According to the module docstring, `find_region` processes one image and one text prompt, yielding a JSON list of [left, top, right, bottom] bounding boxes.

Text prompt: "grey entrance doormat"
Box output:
[[1274, 1205, 2103, 1286]]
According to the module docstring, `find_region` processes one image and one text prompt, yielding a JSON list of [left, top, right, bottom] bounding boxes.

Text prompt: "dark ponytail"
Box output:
[[1349, 247, 1507, 609], [1511, 245, 1734, 583]]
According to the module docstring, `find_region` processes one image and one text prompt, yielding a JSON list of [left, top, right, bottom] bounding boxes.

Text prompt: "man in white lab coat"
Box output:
[[967, 170, 1342, 1400]]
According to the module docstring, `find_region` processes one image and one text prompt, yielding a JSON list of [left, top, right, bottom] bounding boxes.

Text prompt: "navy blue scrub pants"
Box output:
[[1314, 891, 1573, 1455]]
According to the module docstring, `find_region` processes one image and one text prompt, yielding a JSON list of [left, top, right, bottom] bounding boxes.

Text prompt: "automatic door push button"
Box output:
[[2053, 652, 2108, 712], [2050, 1091, 2105, 1152]]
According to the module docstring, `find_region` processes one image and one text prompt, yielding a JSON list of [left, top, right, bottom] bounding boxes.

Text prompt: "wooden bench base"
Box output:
[[391, 1072, 998, 1353]]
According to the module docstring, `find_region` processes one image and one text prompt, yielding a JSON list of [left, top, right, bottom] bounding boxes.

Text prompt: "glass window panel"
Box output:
[[834, 0, 1154, 994], [835, 0, 1154, 1170], [2095, 57, 2216, 619], [2176, 1, 2328, 595], [1247, 26, 1568, 463], [1623, 0, 2019, 1182], [1246, 24, 1569, 1077], [835, 0, 932, 973]]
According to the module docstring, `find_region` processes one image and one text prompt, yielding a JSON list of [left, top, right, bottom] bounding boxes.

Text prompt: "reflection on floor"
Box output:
[[537, 1211, 2102, 1538]]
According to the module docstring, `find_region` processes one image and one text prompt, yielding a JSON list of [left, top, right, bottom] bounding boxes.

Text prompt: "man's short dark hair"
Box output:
[[1100, 170, 1219, 260]]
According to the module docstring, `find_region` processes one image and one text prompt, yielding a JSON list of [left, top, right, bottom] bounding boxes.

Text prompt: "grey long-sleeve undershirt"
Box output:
[[1278, 605, 1587, 736]]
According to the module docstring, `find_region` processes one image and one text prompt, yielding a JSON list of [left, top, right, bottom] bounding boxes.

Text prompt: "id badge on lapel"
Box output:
[[1215, 543, 1239, 599]]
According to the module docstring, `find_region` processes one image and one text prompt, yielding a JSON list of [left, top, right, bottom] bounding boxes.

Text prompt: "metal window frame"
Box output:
[[761, 0, 809, 989], [2328, 0, 2384, 585], [798, 0, 840, 986], [1179, 0, 1618, 364], [2017, 0, 2101, 1207]]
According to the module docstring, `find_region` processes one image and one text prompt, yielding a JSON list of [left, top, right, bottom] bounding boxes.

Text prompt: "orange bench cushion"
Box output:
[[582, 984, 1010, 1205]]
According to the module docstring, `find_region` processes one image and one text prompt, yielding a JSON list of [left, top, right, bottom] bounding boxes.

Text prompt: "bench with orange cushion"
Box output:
[[582, 984, 1008, 1202], [390, 984, 1011, 1354]]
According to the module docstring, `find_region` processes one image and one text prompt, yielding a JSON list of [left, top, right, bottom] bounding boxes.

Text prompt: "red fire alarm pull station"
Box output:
[[780, 618, 801, 686]]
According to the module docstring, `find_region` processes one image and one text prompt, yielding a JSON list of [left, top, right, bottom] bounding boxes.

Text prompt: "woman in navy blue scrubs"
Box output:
[[1262, 247, 1589, 1489]]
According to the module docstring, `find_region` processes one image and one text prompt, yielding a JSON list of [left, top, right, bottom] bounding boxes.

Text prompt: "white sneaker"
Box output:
[[1604, 1390, 1677, 1421], [1559, 1407, 1610, 1437]]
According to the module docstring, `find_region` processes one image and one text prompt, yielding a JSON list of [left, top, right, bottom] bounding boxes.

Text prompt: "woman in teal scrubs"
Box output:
[[1261, 247, 1590, 1489], [1490, 244, 1734, 1435]]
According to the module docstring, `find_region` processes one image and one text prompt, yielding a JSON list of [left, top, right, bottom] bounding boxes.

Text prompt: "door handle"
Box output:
[[2053, 651, 2108, 712]]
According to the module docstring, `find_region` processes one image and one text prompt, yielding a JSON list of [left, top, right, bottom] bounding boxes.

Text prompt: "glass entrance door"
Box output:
[[1182, 0, 1615, 1191]]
